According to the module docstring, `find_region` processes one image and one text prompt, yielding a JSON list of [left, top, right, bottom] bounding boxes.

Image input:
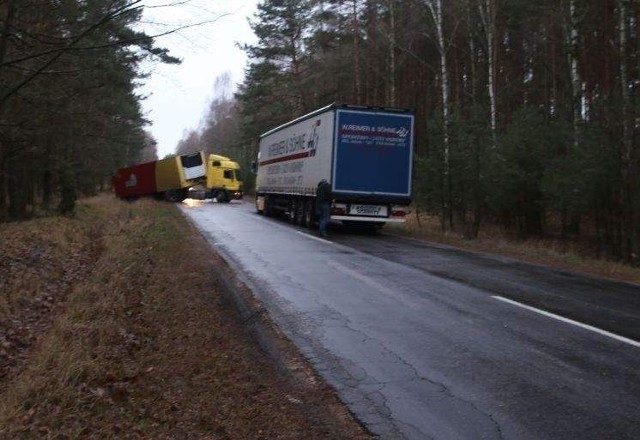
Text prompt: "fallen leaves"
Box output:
[[0, 195, 370, 439], [0, 216, 98, 383]]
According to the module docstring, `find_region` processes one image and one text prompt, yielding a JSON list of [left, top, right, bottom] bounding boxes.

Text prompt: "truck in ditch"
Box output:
[[112, 151, 243, 203], [254, 104, 414, 228]]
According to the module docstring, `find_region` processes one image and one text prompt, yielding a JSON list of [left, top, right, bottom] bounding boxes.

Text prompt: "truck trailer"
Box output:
[[254, 104, 414, 227], [112, 151, 243, 203]]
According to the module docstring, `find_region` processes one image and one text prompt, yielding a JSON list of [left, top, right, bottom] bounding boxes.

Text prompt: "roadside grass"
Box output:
[[0, 194, 369, 439], [0, 214, 93, 325], [387, 211, 640, 285]]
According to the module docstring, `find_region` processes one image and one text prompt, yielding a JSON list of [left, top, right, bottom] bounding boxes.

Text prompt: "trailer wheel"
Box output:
[[295, 198, 305, 224], [303, 199, 314, 228], [289, 199, 297, 224], [264, 196, 273, 217]]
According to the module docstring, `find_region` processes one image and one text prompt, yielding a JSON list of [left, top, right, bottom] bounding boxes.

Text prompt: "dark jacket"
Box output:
[[316, 180, 332, 204]]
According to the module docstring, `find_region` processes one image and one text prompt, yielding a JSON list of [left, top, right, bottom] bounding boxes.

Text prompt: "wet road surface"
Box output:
[[181, 200, 640, 440]]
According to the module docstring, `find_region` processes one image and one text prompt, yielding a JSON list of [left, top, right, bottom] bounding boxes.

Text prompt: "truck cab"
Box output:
[[205, 154, 243, 202]]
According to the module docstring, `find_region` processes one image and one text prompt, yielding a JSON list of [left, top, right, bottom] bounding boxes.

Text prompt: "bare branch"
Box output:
[[0, 0, 146, 106], [1, 15, 228, 69]]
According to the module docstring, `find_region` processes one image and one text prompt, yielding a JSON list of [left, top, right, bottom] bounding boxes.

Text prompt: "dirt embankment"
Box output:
[[0, 195, 370, 439]]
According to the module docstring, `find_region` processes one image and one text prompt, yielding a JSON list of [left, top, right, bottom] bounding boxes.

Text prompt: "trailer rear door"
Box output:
[[332, 109, 414, 200], [181, 152, 206, 180]]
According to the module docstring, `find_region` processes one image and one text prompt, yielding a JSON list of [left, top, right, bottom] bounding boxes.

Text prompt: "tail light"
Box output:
[[331, 203, 347, 215], [391, 206, 408, 217]]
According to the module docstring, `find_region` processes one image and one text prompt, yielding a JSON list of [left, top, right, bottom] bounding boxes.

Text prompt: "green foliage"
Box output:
[[448, 108, 492, 222], [413, 107, 492, 235], [413, 114, 445, 215], [484, 106, 569, 236], [243, 0, 313, 114], [58, 170, 77, 216], [571, 120, 622, 213], [413, 153, 443, 215], [236, 62, 295, 138]]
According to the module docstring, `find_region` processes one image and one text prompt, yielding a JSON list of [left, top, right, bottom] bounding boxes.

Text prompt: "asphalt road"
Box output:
[[181, 200, 640, 440]]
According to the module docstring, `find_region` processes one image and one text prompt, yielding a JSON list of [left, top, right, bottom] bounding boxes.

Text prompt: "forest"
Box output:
[[2, 0, 640, 265], [0, 0, 170, 218]]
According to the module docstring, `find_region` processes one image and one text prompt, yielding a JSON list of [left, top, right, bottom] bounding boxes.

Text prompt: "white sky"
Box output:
[[138, 0, 259, 158]]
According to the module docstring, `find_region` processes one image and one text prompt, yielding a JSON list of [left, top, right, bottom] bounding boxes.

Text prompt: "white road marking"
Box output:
[[296, 230, 333, 244], [492, 295, 640, 348], [327, 260, 394, 296]]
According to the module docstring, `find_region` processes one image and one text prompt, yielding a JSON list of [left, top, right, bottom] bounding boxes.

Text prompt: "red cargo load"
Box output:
[[112, 161, 157, 198]]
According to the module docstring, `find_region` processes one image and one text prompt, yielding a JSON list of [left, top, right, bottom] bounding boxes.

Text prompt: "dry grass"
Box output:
[[387, 211, 640, 285], [0, 194, 369, 439]]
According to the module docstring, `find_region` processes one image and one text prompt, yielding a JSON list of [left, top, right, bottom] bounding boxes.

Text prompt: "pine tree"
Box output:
[[0, 0, 178, 219]]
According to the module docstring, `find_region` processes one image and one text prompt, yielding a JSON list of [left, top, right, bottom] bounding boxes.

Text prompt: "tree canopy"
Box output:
[[0, 0, 177, 218]]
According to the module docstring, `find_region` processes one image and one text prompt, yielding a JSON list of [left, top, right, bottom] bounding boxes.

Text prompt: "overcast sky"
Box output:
[[138, 0, 258, 158]]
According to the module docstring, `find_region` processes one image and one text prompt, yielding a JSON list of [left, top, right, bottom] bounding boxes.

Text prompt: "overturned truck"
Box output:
[[113, 152, 243, 203]]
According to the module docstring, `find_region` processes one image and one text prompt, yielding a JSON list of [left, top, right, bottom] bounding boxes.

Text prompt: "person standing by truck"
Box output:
[[316, 179, 332, 237]]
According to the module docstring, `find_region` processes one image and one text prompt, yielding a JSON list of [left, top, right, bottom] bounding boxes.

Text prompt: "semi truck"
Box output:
[[112, 151, 243, 203], [254, 104, 414, 228]]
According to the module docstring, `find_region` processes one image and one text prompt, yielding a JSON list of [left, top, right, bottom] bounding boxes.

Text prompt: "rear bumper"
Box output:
[[331, 215, 406, 223]]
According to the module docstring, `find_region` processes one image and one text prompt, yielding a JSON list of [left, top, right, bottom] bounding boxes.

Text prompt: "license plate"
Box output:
[[349, 204, 388, 217]]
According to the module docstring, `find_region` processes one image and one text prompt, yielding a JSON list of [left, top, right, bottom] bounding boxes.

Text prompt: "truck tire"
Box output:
[[289, 199, 297, 224], [213, 190, 227, 203], [165, 188, 188, 202], [295, 198, 305, 224], [303, 199, 314, 228], [264, 196, 273, 217]]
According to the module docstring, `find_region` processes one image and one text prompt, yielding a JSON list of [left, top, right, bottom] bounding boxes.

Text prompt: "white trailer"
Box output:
[[254, 104, 414, 228]]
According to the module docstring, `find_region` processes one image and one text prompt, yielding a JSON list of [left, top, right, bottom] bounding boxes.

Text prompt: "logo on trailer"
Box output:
[[396, 127, 409, 138], [307, 119, 321, 157], [125, 174, 137, 188], [259, 119, 322, 166]]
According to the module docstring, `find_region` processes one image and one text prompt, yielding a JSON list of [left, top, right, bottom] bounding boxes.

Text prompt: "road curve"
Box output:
[[181, 200, 640, 440]]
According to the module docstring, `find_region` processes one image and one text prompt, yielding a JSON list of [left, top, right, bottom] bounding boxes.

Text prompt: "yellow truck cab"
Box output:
[[200, 154, 243, 202]]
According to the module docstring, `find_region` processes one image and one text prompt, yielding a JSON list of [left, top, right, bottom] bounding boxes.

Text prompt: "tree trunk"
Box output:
[[58, 167, 77, 216], [0, 151, 5, 218], [0, 0, 16, 68], [566, 0, 582, 149], [618, 0, 638, 264], [478, 0, 497, 148], [426, 0, 452, 229], [351, 0, 362, 102], [42, 168, 53, 208], [467, 1, 478, 106], [388, 0, 396, 106], [7, 158, 27, 218]]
